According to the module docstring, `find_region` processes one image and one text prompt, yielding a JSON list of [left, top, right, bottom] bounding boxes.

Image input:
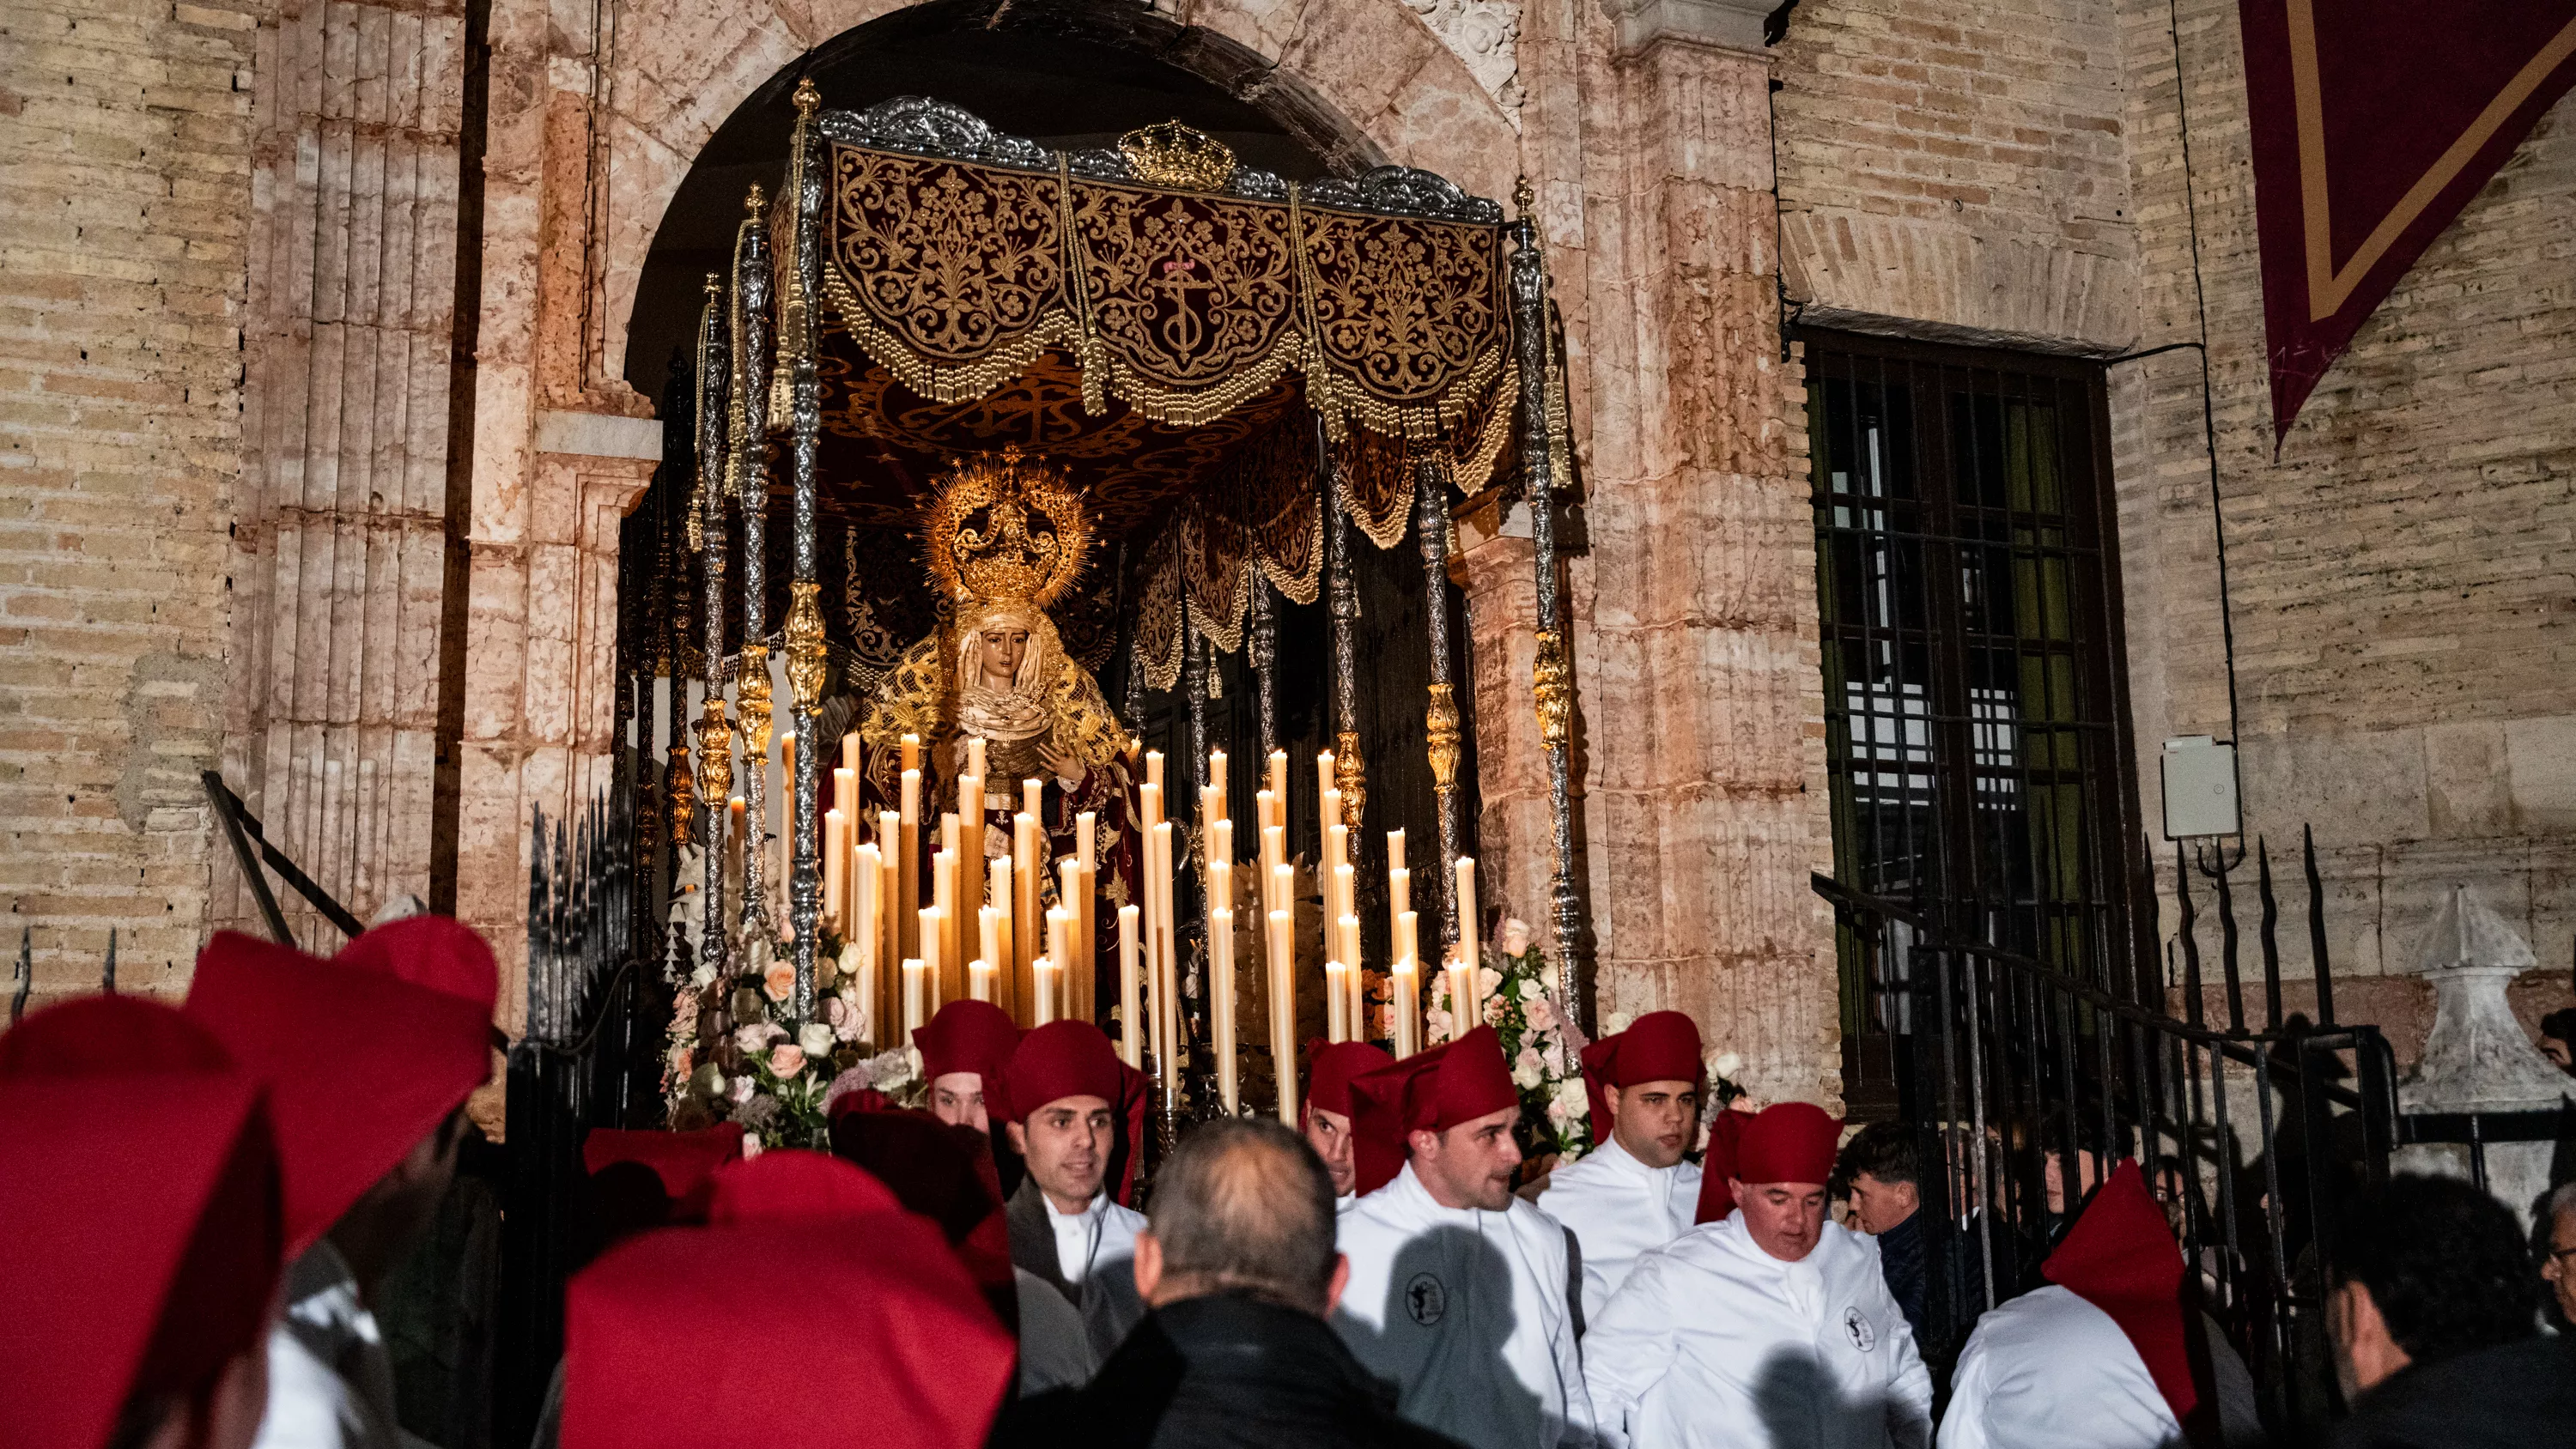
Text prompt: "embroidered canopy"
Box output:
[[784, 100, 1522, 691]]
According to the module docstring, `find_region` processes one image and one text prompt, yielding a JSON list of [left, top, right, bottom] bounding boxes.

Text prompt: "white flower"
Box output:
[[728, 1074, 756, 1105], [1711, 1050, 1743, 1080], [1525, 997, 1556, 1033], [1516, 978, 1544, 1002], [837, 942, 864, 973], [690, 963, 717, 988], [1546, 1094, 1571, 1123], [740, 1134, 764, 1161], [1552, 1077, 1589, 1119], [1498, 919, 1532, 956], [798, 1022, 836, 1058], [1604, 1010, 1635, 1036], [1476, 967, 1503, 997], [1512, 1046, 1545, 1089], [732, 1022, 783, 1055]]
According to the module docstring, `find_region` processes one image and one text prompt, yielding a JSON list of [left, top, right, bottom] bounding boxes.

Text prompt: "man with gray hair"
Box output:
[[993, 1118, 1463, 1449], [2543, 1181, 2576, 1328]]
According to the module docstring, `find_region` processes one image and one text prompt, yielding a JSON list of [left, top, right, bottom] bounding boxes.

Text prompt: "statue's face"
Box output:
[[975, 626, 1030, 683]]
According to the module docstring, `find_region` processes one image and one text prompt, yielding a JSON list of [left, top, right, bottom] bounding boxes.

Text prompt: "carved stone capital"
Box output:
[[1597, 0, 1775, 55]]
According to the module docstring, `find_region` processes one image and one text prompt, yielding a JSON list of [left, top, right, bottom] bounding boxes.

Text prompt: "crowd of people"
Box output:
[[6, 918, 2574, 1449]]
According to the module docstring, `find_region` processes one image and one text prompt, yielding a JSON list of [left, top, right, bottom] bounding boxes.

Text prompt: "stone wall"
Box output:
[[0, 0, 260, 1003]]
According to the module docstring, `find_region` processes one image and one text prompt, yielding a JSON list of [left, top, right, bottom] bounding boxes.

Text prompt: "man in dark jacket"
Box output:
[[993, 1116, 1461, 1449], [2328, 1173, 2576, 1449]]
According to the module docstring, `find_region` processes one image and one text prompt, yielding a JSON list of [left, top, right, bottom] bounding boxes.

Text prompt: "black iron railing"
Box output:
[[1818, 865, 2397, 1440]]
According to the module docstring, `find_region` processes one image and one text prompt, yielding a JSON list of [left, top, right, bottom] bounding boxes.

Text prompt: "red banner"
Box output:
[[2239, 1, 2576, 442]]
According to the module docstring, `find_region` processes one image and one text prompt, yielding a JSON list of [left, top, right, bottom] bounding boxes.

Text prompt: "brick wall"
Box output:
[[0, 0, 263, 1003]]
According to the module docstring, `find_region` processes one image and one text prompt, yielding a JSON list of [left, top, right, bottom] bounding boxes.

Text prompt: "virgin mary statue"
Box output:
[[848, 448, 1138, 986]]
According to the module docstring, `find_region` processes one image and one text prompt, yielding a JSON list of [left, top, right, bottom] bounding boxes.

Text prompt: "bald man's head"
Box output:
[[1143, 1118, 1339, 1314]]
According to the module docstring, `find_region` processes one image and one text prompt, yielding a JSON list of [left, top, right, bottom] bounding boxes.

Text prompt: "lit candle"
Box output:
[[1013, 811, 1040, 1002], [1209, 749, 1228, 802], [979, 905, 1002, 979], [920, 904, 945, 1005], [1152, 819, 1178, 1109], [902, 957, 927, 1039], [878, 815, 899, 1029], [841, 731, 860, 779], [932, 847, 958, 1005], [1397, 908, 1419, 979], [957, 767, 984, 966], [1033, 956, 1060, 1026], [900, 732, 920, 776], [1145, 749, 1164, 791], [853, 840, 881, 993], [1118, 905, 1143, 1068], [898, 769, 920, 961], [1022, 776, 1043, 822], [1212, 906, 1236, 1113], [1048, 906, 1072, 987], [969, 958, 996, 1003], [727, 796, 747, 919], [967, 735, 987, 780], [990, 854, 1015, 1016], [1339, 910, 1364, 1041], [1261, 824, 1286, 917], [1450, 855, 1480, 1040], [1455, 855, 1479, 973], [1057, 862, 1083, 1023], [1267, 750, 1286, 827], [823, 806, 848, 931], [1325, 961, 1350, 1043], [1267, 903, 1297, 1124], [1392, 949, 1420, 1058], [1074, 809, 1097, 1011], [1315, 750, 1335, 815]]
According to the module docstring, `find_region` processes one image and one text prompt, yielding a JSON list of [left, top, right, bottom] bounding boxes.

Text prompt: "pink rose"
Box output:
[[1525, 997, 1555, 1032], [766, 1043, 807, 1078], [1498, 919, 1532, 956], [762, 961, 796, 1003]]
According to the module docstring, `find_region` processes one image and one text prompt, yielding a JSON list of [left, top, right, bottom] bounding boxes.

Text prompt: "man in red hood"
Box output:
[[1303, 1038, 1393, 1206]]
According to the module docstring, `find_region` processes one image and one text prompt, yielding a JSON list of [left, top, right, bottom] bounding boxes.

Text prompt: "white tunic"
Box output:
[[1334, 1162, 1598, 1449], [253, 1240, 423, 1449], [1937, 1286, 2179, 1449], [1048, 1190, 1145, 1288], [1584, 1212, 1933, 1449], [1536, 1137, 1702, 1323]]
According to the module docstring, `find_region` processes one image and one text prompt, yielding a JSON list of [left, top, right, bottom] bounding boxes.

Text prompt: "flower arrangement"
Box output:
[[663, 935, 919, 1149], [1428, 919, 1594, 1161]]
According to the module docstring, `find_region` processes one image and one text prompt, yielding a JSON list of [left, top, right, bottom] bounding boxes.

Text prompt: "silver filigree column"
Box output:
[[692, 274, 734, 975], [729, 187, 776, 954], [1414, 457, 1463, 952], [782, 81, 829, 1023], [1250, 575, 1278, 761], [1510, 186, 1588, 1028], [1325, 457, 1365, 832]]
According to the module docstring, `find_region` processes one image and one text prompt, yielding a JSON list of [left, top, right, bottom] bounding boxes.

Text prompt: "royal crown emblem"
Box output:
[[1118, 118, 1236, 193], [922, 446, 1091, 609]]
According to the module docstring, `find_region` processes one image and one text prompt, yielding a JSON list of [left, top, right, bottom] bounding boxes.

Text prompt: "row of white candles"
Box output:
[[800, 736, 1486, 1114]]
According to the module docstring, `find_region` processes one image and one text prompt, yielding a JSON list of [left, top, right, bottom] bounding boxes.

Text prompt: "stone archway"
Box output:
[[441, 0, 1525, 1012]]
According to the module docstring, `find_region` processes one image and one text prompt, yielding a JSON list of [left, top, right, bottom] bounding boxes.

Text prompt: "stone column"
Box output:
[[449, 5, 657, 1027], [2394, 888, 2573, 1227], [1571, 0, 1838, 1106], [222, 0, 470, 944], [1458, 503, 1564, 961]]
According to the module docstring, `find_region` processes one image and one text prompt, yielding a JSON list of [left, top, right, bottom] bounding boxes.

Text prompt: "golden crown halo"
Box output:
[[921, 446, 1091, 609]]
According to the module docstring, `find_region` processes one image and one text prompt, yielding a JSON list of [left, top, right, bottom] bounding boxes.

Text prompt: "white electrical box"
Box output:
[[2160, 736, 2240, 840]]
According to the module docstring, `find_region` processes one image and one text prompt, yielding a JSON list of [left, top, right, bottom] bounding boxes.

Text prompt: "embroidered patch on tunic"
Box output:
[[1406, 1272, 1449, 1326], [1844, 1306, 1875, 1352]]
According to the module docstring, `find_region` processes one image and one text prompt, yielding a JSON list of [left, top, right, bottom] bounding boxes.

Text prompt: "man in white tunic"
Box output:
[[1586, 1102, 1932, 1449], [1001, 1019, 1151, 1371], [1334, 1026, 1598, 1449], [1305, 1039, 1393, 1209], [1538, 1010, 1704, 1321], [186, 919, 501, 1449], [1941, 1161, 2203, 1449]]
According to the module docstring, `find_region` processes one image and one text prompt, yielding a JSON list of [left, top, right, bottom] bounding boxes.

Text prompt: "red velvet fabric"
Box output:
[[830, 1104, 1020, 1330], [996, 1019, 1125, 1124], [1346, 1027, 1518, 1196], [1692, 1107, 1754, 1223], [1734, 1101, 1841, 1188], [562, 1155, 1012, 1449], [2239, 0, 2576, 440], [913, 998, 1021, 1086], [1578, 1010, 1703, 1134], [1303, 1038, 1393, 1119], [582, 1124, 745, 1228], [185, 921, 497, 1251], [0, 998, 283, 1449], [2043, 1159, 2203, 1432]]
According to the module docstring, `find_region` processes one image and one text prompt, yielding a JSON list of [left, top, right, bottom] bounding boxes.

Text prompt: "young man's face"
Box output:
[[1734, 1179, 1828, 1262], [1304, 1104, 1357, 1196], [1412, 1105, 1522, 1212], [1847, 1171, 1919, 1234], [1005, 1094, 1114, 1212], [930, 1071, 987, 1135], [1606, 1078, 1698, 1169], [2543, 1036, 2573, 1070]]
